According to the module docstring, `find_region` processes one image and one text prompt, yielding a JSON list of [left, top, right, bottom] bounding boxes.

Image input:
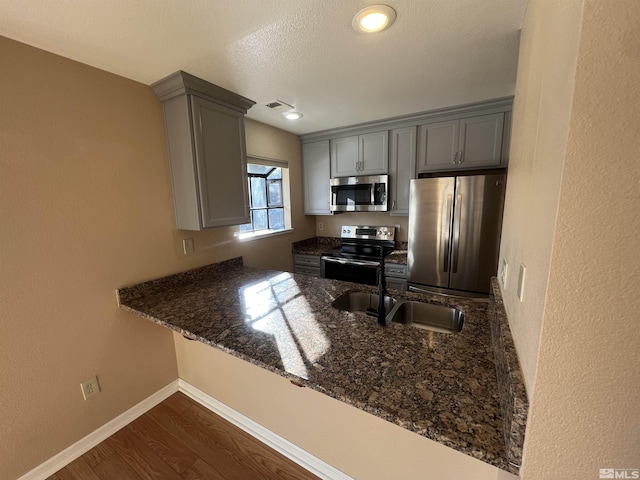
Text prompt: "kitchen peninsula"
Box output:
[[118, 256, 524, 475]]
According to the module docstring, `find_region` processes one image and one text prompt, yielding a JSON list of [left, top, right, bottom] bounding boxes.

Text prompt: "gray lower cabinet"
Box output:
[[302, 141, 332, 215], [152, 71, 255, 230], [417, 113, 504, 173], [293, 254, 321, 277], [385, 263, 408, 292], [330, 131, 389, 177], [389, 126, 417, 216]]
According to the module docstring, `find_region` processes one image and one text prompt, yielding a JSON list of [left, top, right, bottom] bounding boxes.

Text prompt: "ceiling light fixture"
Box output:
[[283, 111, 303, 120], [352, 5, 396, 33]]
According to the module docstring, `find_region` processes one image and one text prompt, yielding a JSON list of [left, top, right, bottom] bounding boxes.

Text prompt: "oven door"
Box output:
[[321, 256, 380, 286]]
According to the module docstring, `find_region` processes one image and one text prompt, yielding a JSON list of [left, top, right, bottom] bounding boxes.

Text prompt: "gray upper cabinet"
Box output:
[[389, 126, 417, 216], [303, 140, 332, 215], [152, 71, 255, 231], [417, 120, 459, 171], [301, 99, 512, 216], [458, 113, 504, 168], [330, 131, 388, 177], [417, 113, 505, 173], [330, 136, 359, 177]]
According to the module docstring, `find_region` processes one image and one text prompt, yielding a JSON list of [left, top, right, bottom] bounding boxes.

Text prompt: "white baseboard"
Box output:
[[17, 378, 352, 480], [177, 379, 353, 480], [16, 380, 180, 480]]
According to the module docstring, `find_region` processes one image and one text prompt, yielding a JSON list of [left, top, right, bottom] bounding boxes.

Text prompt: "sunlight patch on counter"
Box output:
[[240, 272, 329, 379]]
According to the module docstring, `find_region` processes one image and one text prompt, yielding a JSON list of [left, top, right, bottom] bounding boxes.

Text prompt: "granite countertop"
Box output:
[[291, 236, 341, 256], [117, 257, 509, 472], [385, 249, 407, 265]]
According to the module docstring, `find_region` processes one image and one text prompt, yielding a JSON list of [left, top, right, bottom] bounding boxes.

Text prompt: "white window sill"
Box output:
[[235, 228, 294, 242]]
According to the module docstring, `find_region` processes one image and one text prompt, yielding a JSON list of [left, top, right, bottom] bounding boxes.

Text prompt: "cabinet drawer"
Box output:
[[294, 265, 321, 277], [293, 254, 321, 267], [386, 277, 408, 292], [385, 264, 407, 277]]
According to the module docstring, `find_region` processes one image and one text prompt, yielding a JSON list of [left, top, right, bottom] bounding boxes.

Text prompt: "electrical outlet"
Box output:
[[81, 376, 101, 400], [183, 238, 194, 255], [517, 263, 526, 302], [318, 222, 323, 231]]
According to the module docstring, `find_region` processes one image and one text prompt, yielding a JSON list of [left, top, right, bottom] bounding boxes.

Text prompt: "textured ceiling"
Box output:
[[0, 0, 527, 135]]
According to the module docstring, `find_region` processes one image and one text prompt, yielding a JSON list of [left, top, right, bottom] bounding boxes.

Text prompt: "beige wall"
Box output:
[[498, 0, 583, 396], [502, 0, 640, 478], [174, 333, 516, 480], [0, 36, 313, 479]]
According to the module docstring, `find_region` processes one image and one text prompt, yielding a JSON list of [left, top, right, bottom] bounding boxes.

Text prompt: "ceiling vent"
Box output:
[[265, 100, 294, 112]]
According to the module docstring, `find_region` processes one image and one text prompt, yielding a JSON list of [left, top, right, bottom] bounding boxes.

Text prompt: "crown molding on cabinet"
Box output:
[[300, 96, 513, 143], [151, 70, 256, 114]]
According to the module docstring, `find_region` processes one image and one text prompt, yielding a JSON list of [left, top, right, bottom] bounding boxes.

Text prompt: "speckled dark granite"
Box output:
[[118, 258, 513, 472], [291, 236, 341, 256], [489, 278, 528, 471], [386, 249, 407, 265]]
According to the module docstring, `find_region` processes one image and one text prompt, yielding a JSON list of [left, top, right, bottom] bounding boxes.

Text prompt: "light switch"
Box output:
[[183, 238, 194, 255], [501, 259, 508, 288], [517, 263, 526, 302]]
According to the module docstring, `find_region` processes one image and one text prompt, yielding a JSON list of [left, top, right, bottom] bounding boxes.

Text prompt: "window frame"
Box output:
[[236, 156, 293, 241]]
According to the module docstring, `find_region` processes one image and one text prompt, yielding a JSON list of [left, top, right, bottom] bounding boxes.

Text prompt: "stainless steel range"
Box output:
[[321, 225, 396, 286]]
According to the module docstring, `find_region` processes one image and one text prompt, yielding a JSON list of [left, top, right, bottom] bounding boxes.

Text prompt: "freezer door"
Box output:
[[407, 177, 455, 288], [449, 174, 506, 293]]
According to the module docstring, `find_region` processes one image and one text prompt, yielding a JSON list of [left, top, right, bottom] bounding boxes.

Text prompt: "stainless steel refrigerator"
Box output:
[[407, 174, 506, 295]]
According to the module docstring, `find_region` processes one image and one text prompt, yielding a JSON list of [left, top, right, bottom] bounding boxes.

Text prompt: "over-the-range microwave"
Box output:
[[330, 174, 388, 212]]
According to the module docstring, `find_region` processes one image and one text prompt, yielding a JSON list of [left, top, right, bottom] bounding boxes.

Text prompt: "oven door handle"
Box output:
[[322, 257, 380, 267]]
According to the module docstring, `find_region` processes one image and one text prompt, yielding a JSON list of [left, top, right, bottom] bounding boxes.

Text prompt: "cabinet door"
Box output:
[[302, 141, 332, 215], [458, 113, 504, 169], [386, 277, 408, 292], [389, 126, 416, 216], [359, 131, 389, 175], [417, 120, 459, 173], [330, 136, 359, 177], [191, 96, 250, 228]]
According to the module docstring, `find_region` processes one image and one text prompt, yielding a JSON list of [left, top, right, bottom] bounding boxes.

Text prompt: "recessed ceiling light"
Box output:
[[283, 111, 303, 120], [352, 5, 396, 33]]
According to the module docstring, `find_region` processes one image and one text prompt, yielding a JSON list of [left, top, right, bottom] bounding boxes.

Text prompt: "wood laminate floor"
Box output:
[[47, 392, 321, 480]]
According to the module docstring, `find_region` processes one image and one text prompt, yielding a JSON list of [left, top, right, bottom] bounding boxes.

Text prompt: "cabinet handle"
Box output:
[[452, 152, 459, 164], [392, 200, 396, 209], [459, 151, 464, 164]]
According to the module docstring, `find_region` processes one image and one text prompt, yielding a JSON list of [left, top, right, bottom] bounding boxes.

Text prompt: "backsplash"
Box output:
[[315, 213, 409, 242], [489, 278, 529, 470]]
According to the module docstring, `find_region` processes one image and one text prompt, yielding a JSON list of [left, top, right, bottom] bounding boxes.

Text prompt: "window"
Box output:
[[238, 160, 292, 239]]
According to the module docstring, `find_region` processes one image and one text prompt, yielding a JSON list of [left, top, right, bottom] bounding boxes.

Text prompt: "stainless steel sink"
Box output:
[[386, 301, 464, 333], [332, 291, 397, 315], [332, 291, 463, 334]]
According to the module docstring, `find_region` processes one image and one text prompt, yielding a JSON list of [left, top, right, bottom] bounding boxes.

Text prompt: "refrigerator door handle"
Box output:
[[452, 193, 462, 273], [443, 194, 453, 272]]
